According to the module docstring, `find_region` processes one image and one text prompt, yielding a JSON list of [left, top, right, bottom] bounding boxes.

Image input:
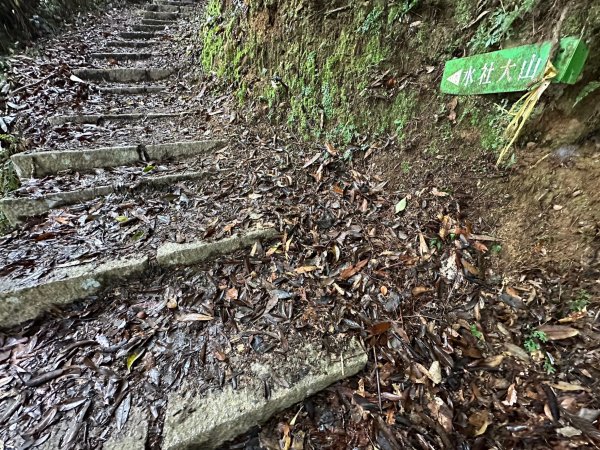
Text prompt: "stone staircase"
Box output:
[[0, 1, 367, 448]]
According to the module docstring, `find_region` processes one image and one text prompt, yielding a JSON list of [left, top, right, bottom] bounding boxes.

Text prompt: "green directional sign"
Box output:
[[441, 37, 588, 95]]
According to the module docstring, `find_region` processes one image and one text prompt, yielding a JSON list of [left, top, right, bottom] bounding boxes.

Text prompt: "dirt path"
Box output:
[[1, 1, 599, 449]]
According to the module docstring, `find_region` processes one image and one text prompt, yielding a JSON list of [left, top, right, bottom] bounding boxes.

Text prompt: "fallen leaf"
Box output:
[[369, 322, 391, 336], [431, 187, 449, 197], [295, 265, 318, 274], [537, 325, 579, 340], [411, 286, 432, 296], [303, 153, 321, 168], [126, 351, 143, 372], [166, 298, 178, 309], [428, 361, 442, 385], [469, 411, 490, 436], [395, 197, 407, 214], [226, 287, 238, 300], [340, 258, 369, 280], [178, 313, 214, 321], [551, 381, 590, 392], [502, 383, 518, 406]]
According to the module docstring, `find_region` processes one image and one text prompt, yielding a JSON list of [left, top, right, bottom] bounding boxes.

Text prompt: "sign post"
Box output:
[[440, 37, 588, 95]]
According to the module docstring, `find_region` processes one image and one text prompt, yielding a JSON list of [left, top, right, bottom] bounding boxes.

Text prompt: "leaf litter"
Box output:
[[1, 2, 599, 450]]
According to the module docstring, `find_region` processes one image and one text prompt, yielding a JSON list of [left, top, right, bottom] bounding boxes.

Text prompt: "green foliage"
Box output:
[[401, 161, 411, 174], [387, 0, 420, 25], [357, 7, 384, 34], [570, 290, 591, 312], [469, 0, 538, 51], [480, 110, 509, 153], [490, 243, 502, 254], [0, 134, 22, 234], [573, 81, 600, 107], [543, 355, 556, 374], [524, 330, 548, 353], [429, 237, 443, 251], [470, 324, 484, 340]]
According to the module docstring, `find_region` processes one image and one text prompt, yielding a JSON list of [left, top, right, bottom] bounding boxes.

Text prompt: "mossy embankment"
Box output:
[[199, 0, 599, 150], [198, 0, 600, 273]]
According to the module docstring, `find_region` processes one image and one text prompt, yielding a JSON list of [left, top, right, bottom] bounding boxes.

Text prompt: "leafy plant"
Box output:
[[469, 0, 538, 51], [470, 324, 484, 341], [429, 237, 443, 251], [570, 290, 591, 312], [543, 355, 556, 375], [490, 244, 502, 255], [401, 161, 411, 174], [524, 330, 548, 353]]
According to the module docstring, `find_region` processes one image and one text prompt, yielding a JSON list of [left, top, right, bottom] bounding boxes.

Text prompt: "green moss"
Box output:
[[0, 134, 21, 234]]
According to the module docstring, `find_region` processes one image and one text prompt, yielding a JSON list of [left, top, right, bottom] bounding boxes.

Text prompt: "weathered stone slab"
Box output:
[[105, 40, 156, 48], [11, 140, 223, 178], [120, 31, 156, 40], [157, 228, 280, 268], [89, 52, 154, 61], [0, 256, 148, 328], [48, 112, 181, 126], [98, 85, 166, 94], [132, 24, 167, 32], [144, 4, 180, 13], [73, 68, 173, 83], [143, 11, 179, 20], [103, 406, 148, 450], [141, 18, 176, 25], [162, 338, 367, 450], [0, 171, 205, 225]]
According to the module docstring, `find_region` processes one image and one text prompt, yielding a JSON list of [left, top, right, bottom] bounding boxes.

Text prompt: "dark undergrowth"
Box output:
[[0, 0, 140, 53]]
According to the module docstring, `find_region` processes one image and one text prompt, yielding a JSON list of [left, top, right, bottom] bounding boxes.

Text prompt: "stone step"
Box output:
[[143, 11, 179, 20], [120, 31, 156, 40], [105, 40, 156, 48], [0, 228, 277, 327], [11, 140, 224, 178], [0, 255, 148, 327], [141, 18, 176, 25], [89, 52, 154, 61], [0, 171, 206, 225], [157, 228, 280, 267], [98, 84, 166, 94], [72, 67, 173, 82], [132, 24, 167, 32], [154, 0, 196, 5], [160, 338, 366, 450], [48, 111, 184, 126], [144, 4, 180, 13]]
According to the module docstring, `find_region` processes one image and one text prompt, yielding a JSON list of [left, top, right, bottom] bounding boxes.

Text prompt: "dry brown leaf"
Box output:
[[469, 411, 490, 436], [226, 287, 238, 300], [538, 325, 579, 340], [558, 311, 587, 323], [295, 265, 318, 274], [340, 258, 369, 280], [472, 241, 489, 253], [503, 343, 530, 362], [551, 381, 590, 392], [419, 233, 429, 256], [178, 313, 213, 321], [166, 298, 178, 309], [502, 383, 518, 406], [411, 286, 432, 297], [369, 322, 391, 336]]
